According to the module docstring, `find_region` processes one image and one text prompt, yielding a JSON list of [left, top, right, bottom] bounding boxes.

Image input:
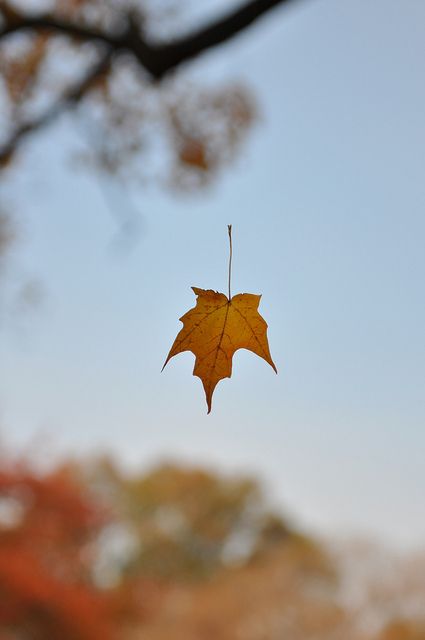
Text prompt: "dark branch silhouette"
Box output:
[[0, 0, 299, 77], [0, 0, 302, 166]]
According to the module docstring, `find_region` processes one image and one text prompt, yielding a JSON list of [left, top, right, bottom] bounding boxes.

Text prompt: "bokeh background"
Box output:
[[1, 1, 424, 638]]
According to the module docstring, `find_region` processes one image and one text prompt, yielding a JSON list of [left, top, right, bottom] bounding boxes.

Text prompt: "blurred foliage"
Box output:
[[77, 458, 293, 581], [1, 447, 424, 640], [0, 459, 121, 639], [0, 0, 255, 190], [379, 621, 425, 640]]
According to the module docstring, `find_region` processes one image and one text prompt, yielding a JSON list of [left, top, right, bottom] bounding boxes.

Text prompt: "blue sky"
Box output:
[[1, 0, 425, 548]]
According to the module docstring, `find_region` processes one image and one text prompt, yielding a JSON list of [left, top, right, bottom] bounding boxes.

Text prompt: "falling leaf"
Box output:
[[163, 287, 277, 413]]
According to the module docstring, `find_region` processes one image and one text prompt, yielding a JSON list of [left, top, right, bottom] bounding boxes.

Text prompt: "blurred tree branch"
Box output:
[[0, 0, 300, 167], [0, 0, 299, 78]]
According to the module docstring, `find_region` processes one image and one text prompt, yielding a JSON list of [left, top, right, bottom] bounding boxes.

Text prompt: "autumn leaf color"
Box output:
[[163, 286, 277, 413], [163, 227, 276, 412]]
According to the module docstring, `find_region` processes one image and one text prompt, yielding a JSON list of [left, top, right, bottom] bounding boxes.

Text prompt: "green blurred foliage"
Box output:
[[73, 458, 293, 581]]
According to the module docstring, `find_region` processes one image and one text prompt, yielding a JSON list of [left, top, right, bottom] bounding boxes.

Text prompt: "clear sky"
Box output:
[[1, 0, 425, 549]]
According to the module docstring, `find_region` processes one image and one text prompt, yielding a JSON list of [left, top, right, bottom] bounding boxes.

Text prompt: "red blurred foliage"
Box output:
[[0, 462, 122, 640]]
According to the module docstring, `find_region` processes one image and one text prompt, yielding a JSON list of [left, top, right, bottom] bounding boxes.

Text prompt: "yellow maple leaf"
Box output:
[[163, 285, 277, 413]]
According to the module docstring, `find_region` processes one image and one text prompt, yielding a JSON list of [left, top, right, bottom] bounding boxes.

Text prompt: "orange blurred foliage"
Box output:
[[0, 460, 138, 639], [1, 451, 424, 640]]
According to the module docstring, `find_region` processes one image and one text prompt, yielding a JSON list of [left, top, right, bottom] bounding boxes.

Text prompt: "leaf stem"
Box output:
[[227, 224, 233, 300]]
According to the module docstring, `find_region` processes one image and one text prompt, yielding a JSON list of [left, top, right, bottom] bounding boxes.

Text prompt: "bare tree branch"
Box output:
[[0, 0, 301, 79], [150, 0, 301, 77]]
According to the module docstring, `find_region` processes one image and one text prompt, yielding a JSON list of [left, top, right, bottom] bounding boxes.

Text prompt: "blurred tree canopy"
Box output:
[[0, 451, 328, 639], [1, 449, 425, 640], [0, 458, 124, 639], [0, 0, 298, 190], [80, 459, 294, 581]]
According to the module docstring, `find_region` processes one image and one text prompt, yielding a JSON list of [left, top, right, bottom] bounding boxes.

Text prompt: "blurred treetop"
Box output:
[[2, 450, 425, 640], [76, 458, 298, 581], [0, 0, 299, 190]]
